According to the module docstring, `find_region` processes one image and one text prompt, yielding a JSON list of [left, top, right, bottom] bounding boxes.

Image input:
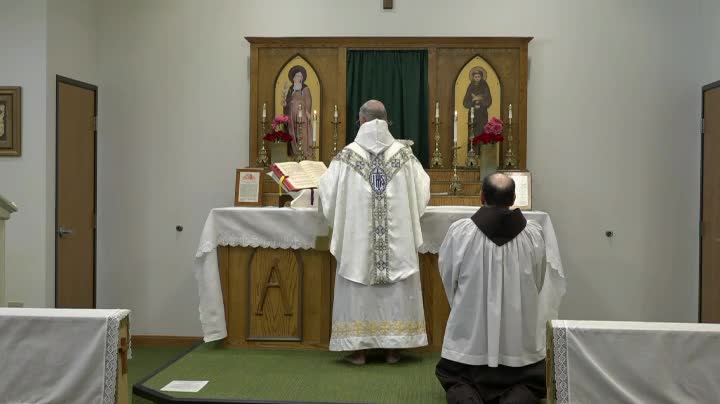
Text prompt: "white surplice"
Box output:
[[438, 218, 566, 367], [318, 119, 430, 351]]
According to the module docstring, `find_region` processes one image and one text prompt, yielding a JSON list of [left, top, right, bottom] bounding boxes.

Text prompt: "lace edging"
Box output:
[[417, 242, 441, 254], [195, 233, 315, 257], [103, 310, 130, 404], [553, 325, 569, 404]]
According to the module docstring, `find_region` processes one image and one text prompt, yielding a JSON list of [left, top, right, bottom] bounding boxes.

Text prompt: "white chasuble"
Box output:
[[439, 218, 566, 367], [318, 119, 430, 351]]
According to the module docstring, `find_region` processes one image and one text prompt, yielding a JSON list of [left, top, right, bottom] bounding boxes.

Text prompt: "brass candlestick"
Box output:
[[503, 120, 517, 169], [308, 142, 319, 161], [295, 112, 307, 162], [449, 144, 463, 195], [466, 117, 478, 168], [256, 114, 269, 167], [430, 118, 444, 168], [331, 112, 340, 158]]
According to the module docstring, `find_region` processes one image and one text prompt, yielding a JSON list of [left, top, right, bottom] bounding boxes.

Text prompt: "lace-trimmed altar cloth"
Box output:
[[194, 206, 560, 342], [0, 308, 131, 404], [551, 320, 720, 404]]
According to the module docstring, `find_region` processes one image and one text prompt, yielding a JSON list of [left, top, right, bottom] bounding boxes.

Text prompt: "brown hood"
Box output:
[[470, 206, 527, 246]]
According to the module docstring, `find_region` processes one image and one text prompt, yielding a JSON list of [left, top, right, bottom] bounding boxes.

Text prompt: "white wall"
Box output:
[[46, 0, 98, 305], [0, 0, 49, 308], [94, 0, 704, 335], [0, 0, 97, 308], [700, 0, 720, 85]]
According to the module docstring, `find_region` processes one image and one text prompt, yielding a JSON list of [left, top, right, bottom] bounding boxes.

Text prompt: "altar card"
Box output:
[[498, 170, 531, 210]]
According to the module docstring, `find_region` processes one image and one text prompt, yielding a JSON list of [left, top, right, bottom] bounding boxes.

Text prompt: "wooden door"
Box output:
[[701, 82, 720, 322], [56, 77, 97, 308]]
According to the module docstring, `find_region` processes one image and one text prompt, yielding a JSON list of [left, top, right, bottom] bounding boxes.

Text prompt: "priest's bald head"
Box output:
[[481, 173, 516, 207], [359, 100, 387, 125]]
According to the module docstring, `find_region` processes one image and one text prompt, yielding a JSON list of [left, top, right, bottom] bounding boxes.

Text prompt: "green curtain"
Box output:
[[346, 50, 429, 166]]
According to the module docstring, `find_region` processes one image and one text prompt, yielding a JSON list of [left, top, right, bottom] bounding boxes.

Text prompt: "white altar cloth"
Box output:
[[0, 308, 130, 404], [551, 320, 720, 404], [195, 206, 564, 342]]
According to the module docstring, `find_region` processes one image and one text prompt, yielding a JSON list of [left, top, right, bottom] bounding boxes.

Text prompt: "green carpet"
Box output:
[[129, 346, 191, 404], [136, 342, 447, 403]]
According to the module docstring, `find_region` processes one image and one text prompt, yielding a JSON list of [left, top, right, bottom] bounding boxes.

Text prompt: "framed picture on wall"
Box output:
[[498, 169, 532, 210], [235, 168, 264, 207], [0, 87, 21, 156]]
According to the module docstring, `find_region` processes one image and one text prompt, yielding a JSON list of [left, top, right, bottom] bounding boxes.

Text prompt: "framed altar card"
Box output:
[[235, 168, 264, 206], [499, 170, 532, 210]]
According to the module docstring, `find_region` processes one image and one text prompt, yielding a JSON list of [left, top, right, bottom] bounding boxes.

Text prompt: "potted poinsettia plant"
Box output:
[[472, 117, 504, 146], [264, 115, 293, 163]]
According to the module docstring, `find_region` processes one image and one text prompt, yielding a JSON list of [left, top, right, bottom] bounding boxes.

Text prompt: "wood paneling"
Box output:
[[56, 80, 96, 308], [701, 85, 720, 323], [221, 246, 450, 351], [247, 37, 532, 49], [436, 47, 524, 169], [248, 248, 302, 340], [251, 48, 339, 164], [247, 37, 530, 169]]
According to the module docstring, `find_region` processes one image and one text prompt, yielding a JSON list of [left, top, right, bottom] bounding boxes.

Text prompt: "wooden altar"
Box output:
[[221, 36, 535, 351], [216, 244, 450, 351]]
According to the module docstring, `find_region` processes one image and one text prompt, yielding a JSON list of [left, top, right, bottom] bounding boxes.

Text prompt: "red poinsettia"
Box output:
[[264, 114, 293, 143], [472, 117, 505, 145], [271, 114, 290, 131], [263, 130, 293, 143]]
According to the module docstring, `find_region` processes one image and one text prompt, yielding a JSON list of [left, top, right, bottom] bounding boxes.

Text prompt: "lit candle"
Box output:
[[453, 110, 458, 144], [333, 104, 338, 120], [312, 110, 318, 143], [262, 103, 266, 119], [509, 104, 513, 123], [435, 102, 440, 120], [470, 106, 474, 123]]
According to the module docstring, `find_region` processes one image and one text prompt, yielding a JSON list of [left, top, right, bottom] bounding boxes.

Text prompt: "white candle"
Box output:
[[509, 104, 513, 121], [435, 102, 440, 120], [262, 103, 266, 119], [470, 106, 474, 122], [333, 104, 338, 120], [453, 110, 458, 144], [312, 110, 318, 143], [298, 104, 303, 120]]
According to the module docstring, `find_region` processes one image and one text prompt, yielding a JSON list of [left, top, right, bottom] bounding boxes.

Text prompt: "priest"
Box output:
[[436, 173, 565, 404], [318, 100, 430, 365]]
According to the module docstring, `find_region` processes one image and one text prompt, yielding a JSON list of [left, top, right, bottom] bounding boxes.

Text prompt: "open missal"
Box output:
[[270, 160, 328, 192]]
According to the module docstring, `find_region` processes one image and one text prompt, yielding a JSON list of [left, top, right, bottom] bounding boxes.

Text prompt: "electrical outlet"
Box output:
[[7, 302, 23, 308]]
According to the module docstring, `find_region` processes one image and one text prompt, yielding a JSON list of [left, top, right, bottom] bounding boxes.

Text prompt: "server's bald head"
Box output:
[[481, 173, 516, 207]]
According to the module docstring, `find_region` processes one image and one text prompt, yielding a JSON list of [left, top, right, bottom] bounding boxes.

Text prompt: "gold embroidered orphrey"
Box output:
[[333, 145, 416, 284]]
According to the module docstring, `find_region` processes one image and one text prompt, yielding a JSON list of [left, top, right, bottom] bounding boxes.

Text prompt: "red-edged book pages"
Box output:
[[270, 161, 328, 192]]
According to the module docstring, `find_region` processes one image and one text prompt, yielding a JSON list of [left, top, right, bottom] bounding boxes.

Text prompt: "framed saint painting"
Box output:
[[0, 87, 21, 156]]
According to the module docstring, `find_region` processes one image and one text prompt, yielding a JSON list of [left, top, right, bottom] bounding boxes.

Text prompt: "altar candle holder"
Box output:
[[503, 106, 518, 169], [430, 118, 444, 168], [449, 144, 463, 195], [331, 107, 340, 158], [466, 116, 479, 168], [256, 111, 269, 167], [295, 108, 307, 162]]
